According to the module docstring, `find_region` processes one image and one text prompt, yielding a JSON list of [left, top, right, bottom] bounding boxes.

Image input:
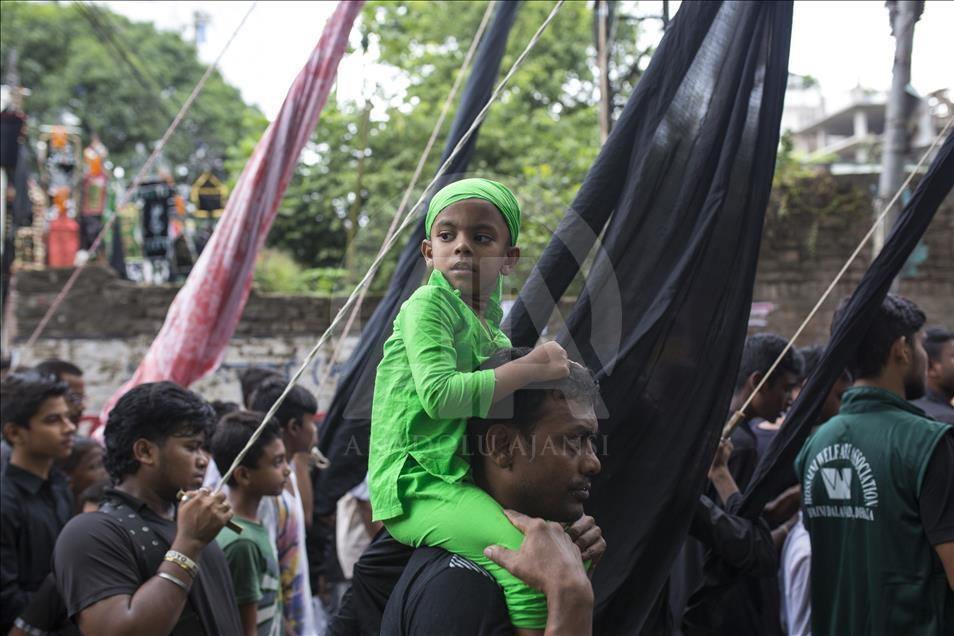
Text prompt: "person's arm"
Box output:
[[783, 529, 813, 636], [919, 432, 954, 589], [74, 489, 233, 636], [0, 501, 28, 628], [484, 510, 593, 636], [708, 438, 739, 505], [293, 454, 314, 529], [690, 495, 778, 577], [935, 543, 954, 590], [490, 341, 570, 404], [401, 293, 567, 419], [238, 602, 258, 636]]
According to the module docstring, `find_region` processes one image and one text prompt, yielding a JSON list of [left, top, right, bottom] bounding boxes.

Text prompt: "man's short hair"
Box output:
[[832, 293, 926, 380], [1, 371, 69, 433], [249, 377, 318, 429], [103, 382, 216, 482], [468, 347, 599, 437], [734, 333, 803, 390], [36, 358, 83, 379], [797, 345, 825, 382], [237, 367, 284, 408], [211, 410, 281, 486], [923, 326, 953, 364]]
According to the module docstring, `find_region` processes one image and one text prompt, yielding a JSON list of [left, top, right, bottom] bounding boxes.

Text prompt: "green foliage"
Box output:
[[253, 248, 347, 296], [0, 1, 261, 182], [271, 0, 648, 297]]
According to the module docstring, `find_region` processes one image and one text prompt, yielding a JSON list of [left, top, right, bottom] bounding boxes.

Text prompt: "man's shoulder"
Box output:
[[57, 510, 130, 553], [382, 547, 509, 636], [412, 547, 498, 586]]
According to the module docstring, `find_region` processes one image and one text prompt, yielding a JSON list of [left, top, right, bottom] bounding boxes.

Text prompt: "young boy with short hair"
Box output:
[[213, 411, 291, 636], [0, 371, 76, 635], [369, 178, 571, 631]]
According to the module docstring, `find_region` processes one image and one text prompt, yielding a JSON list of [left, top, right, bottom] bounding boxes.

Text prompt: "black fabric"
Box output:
[[380, 547, 510, 636], [681, 128, 954, 635], [0, 465, 73, 634], [14, 572, 79, 636], [912, 389, 954, 425], [668, 493, 778, 634], [738, 131, 954, 521], [313, 0, 521, 517], [689, 494, 776, 577], [110, 211, 129, 279], [500, 3, 792, 632], [327, 529, 414, 636], [920, 431, 954, 545], [52, 488, 242, 635]]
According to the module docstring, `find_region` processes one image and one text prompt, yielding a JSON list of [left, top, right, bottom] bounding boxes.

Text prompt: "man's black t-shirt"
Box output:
[[53, 489, 242, 635], [381, 547, 510, 636]]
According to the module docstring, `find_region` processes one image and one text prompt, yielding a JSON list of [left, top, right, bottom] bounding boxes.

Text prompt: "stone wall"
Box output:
[[9, 266, 373, 413]]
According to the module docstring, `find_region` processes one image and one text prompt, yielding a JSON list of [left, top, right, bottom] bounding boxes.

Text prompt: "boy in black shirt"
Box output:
[[53, 381, 242, 635], [0, 371, 76, 634]]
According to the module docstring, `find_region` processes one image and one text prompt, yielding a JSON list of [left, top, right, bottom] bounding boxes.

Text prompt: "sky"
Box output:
[[97, 0, 953, 121]]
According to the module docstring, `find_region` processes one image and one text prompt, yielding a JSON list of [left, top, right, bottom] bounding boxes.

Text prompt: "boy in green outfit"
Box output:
[[369, 178, 572, 631], [212, 411, 290, 636]]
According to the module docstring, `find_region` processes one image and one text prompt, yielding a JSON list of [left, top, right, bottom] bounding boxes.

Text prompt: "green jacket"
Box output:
[[795, 386, 953, 636], [369, 270, 511, 520]]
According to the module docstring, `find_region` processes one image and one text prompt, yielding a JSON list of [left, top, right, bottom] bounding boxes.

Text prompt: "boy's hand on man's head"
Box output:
[[524, 341, 571, 383]]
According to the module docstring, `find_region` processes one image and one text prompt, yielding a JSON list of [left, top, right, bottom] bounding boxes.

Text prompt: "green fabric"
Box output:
[[369, 269, 510, 520], [216, 517, 284, 636], [385, 458, 547, 629], [425, 177, 521, 244], [794, 387, 953, 636]]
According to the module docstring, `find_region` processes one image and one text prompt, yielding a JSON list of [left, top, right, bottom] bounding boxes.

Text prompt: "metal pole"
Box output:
[[597, 0, 611, 144], [874, 0, 922, 256]]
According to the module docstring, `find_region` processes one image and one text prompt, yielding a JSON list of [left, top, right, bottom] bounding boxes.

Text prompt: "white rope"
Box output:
[[318, 0, 497, 391], [217, 0, 567, 489], [22, 2, 258, 351], [722, 116, 954, 438]]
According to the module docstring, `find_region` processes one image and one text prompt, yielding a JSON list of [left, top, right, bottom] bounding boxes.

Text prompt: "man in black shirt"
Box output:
[[0, 371, 76, 634], [912, 326, 954, 425], [378, 348, 605, 635], [52, 381, 242, 635]]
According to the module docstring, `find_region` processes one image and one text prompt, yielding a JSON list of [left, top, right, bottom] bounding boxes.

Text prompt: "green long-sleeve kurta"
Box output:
[[369, 269, 511, 521]]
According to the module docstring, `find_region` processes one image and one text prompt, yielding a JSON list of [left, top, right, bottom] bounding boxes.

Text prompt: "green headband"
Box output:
[[425, 178, 521, 245]]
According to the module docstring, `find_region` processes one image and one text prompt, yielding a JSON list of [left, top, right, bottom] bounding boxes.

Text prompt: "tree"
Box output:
[[0, 1, 263, 182], [270, 0, 649, 295]]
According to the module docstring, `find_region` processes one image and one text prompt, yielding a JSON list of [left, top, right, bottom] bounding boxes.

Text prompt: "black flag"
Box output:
[[503, 3, 793, 632]]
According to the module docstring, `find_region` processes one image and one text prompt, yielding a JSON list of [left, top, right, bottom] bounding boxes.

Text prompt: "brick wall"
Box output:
[[750, 173, 954, 344]]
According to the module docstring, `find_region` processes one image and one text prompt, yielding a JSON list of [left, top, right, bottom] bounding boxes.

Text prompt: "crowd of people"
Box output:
[[1, 177, 952, 635]]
